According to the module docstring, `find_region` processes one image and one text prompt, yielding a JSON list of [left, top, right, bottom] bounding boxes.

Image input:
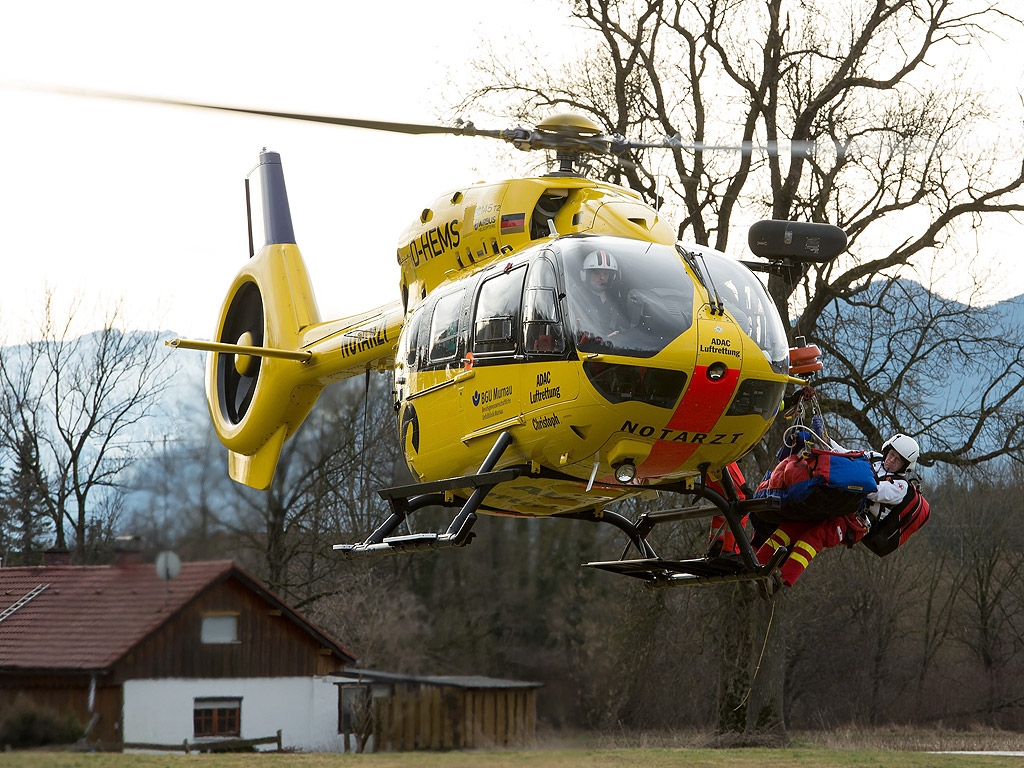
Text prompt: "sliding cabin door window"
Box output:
[[428, 290, 466, 364], [523, 257, 565, 354], [473, 266, 526, 356]]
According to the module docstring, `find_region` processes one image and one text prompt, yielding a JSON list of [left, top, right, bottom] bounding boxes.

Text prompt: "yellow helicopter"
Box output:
[[152, 98, 847, 588]]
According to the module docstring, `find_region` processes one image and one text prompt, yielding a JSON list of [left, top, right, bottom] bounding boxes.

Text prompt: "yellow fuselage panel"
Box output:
[[388, 224, 792, 516], [299, 301, 405, 385], [396, 177, 674, 313], [397, 299, 786, 516]]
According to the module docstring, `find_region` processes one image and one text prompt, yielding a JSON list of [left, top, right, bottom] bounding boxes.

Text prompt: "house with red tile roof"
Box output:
[[0, 554, 356, 750]]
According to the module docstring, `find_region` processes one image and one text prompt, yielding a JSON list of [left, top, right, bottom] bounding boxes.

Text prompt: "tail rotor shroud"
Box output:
[[185, 150, 403, 490], [217, 280, 264, 425]]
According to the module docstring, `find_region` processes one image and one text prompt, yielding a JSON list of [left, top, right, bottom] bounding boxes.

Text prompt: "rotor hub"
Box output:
[[235, 331, 257, 377], [536, 113, 602, 137]]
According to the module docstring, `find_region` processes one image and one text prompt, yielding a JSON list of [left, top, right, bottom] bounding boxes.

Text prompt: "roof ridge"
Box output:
[[0, 558, 236, 572]]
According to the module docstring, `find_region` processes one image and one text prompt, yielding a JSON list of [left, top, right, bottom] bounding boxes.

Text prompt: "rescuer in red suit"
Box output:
[[753, 433, 928, 597]]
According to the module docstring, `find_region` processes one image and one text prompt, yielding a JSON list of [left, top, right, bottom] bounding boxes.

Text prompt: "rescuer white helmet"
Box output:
[[881, 433, 919, 472], [580, 248, 619, 282]]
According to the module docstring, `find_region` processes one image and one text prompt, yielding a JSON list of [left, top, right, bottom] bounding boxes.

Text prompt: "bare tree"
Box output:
[[0, 294, 174, 562], [457, 0, 1024, 461], [947, 471, 1024, 709], [179, 374, 402, 605], [452, 0, 1024, 736]]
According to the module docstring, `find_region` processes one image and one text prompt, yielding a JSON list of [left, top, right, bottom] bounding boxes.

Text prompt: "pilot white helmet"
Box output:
[[580, 248, 619, 282], [881, 433, 919, 472]]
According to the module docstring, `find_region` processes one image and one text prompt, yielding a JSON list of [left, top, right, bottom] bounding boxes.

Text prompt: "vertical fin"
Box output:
[[258, 150, 296, 246]]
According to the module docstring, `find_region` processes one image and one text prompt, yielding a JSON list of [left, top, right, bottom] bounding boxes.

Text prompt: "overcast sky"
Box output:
[[0, 0, 582, 344], [1, 1, 1021, 345]]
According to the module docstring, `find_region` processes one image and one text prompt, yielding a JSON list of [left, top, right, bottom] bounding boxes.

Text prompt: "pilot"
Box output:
[[752, 432, 928, 597], [575, 248, 624, 344]]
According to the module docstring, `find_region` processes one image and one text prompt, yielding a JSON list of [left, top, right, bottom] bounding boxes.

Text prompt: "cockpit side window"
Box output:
[[523, 257, 565, 355], [698, 250, 788, 370], [473, 266, 526, 355], [561, 237, 695, 358]]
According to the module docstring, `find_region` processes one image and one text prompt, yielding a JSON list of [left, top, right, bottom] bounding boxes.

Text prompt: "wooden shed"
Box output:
[[339, 669, 542, 751]]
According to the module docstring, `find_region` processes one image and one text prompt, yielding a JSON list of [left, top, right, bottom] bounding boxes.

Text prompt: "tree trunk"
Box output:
[[714, 584, 753, 734], [744, 593, 787, 741], [712, 582, 787, 743]]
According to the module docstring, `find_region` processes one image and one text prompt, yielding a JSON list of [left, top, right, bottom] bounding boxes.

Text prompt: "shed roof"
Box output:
[[342, 668, 543, 689], [0, 559, 354, 672]]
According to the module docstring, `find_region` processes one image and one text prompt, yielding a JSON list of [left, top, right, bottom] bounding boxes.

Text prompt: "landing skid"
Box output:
[[571, 482, 788, 587], [334, 439, 787, 588], [334, 432, 517, 559]]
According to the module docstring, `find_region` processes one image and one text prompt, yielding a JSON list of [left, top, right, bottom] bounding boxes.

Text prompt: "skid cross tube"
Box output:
[[716, 468, 761, 573], [335, 432, 516, 558], [378, 468, 522, 501], [641, 479, 759, 573], [559, 508, 658, 560], [441, 431, 514, 546]]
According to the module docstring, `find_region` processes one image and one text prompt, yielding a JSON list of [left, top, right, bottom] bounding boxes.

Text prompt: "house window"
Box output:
[[201, 613, 238, 644], [193, 698, 241, 738]]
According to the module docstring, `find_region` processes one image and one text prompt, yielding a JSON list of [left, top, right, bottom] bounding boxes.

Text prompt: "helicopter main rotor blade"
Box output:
[[24, 83, 506, 139], [13, 82, 889, 162], [616, 136, 820, 156]]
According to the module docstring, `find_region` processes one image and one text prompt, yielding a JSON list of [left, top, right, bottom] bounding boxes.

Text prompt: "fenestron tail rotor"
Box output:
[[166, 150, 326, 489], [217, 281, 264, 425]]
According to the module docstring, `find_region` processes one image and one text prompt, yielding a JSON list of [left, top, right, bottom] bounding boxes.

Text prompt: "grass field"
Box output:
[[3, 733, 1023, 767], [2, 746, 1023, 768], [4, 729, 1024, 767]]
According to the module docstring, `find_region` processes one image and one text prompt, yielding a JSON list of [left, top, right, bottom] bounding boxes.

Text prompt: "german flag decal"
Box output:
[[500, 213, 526, 234]]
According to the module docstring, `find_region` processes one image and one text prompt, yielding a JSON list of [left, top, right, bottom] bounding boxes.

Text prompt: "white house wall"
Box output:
[[123, 676, 356, 752]]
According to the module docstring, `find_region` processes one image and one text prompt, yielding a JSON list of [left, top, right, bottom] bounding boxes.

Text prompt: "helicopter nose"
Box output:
[[633, 309, 744, 478]]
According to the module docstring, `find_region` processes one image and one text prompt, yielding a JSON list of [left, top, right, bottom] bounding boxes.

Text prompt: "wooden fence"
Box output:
[[121, 729, 282, 753], [372, 686, 535, 751]]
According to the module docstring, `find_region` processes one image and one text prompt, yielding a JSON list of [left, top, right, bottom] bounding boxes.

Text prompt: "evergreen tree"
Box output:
[[0, 427, 51, 565]]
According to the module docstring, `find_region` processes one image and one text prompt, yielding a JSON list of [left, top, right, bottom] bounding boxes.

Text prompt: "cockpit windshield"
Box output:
[[560, 237, 695, 358], [694, 248, 789, 372]]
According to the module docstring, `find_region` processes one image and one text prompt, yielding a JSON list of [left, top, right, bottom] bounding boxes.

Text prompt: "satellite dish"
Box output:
[[155, 551, 182, 581]]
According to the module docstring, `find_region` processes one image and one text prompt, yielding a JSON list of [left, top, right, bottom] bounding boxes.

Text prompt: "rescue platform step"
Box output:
[[584, 556, 746, 579], [583, 549, 787, 588]]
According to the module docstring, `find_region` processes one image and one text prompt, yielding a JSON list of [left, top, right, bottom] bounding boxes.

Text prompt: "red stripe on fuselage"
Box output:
[[637, 365, 740, 477], [636, 441, 700, 477], [668, 365, 740, 431]]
